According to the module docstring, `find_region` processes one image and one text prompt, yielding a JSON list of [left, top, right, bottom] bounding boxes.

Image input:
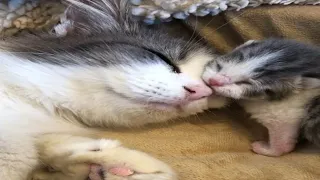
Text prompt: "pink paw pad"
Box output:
[[109, 167, 134, 176], [88, 164, 134, 180]]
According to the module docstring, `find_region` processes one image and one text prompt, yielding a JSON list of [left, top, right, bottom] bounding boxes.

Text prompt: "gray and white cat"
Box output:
[[0, 0, 227, 180], [202, 38, 320, 157]]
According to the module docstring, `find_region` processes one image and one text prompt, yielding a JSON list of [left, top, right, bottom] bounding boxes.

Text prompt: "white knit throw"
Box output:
[[130, 0, 320, 24]]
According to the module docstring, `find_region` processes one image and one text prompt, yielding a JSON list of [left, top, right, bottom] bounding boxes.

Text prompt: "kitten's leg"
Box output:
[[31, 134, 176, 180], [251, 123, 300, 156]]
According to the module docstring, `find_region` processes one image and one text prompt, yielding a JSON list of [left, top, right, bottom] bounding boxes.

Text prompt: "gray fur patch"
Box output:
[[301, 96, 320, 147]]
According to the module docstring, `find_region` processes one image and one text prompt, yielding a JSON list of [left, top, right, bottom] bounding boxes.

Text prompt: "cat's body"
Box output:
[[0, 0, 227, 180], [202, 39, 320, 156]]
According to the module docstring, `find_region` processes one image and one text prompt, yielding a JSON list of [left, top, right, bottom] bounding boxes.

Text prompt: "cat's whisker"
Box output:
[[180, 16, 199, 56]]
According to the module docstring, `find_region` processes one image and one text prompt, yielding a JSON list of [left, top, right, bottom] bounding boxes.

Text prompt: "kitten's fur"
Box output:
[[202, 39, 320, 156], [0, 0, 227, 180]]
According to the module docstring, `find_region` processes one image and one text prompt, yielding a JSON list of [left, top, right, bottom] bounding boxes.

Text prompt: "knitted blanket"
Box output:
[[131, 0, 320, 24], [0, 0, 64, 36], [1, 0, 320, 35]]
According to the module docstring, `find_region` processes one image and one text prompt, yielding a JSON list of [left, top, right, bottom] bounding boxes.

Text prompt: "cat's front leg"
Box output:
[[32, 134, 176, 180]]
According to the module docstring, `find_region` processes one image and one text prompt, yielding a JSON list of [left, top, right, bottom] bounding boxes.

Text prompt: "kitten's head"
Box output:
[[202, 39, 320, 100]]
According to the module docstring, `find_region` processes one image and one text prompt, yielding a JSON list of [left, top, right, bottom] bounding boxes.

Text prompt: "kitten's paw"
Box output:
[[251, 141, 294, 157]]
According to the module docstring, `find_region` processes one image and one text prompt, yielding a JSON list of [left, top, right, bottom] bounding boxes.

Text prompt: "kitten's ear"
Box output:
[[244, 40, 258, 45], [234, 40, 259, 50], [300, 77, 320, 89], [55, 0, 123, 36]]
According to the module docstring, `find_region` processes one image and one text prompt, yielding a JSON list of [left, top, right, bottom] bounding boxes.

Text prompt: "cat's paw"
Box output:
[[87, 141, 176, 180], [30, 164, 90, 180], [251, 140, 294, 157], [89, 163, 174, 180], [67, 139, 177, 180]]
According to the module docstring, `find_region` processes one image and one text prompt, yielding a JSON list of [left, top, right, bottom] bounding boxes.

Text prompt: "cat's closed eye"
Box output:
[[143, 47, 181, 73]]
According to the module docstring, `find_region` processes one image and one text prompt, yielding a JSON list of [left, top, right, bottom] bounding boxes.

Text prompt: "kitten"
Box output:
[[202, 38, 320, 157], [0, 0, 227, 180]]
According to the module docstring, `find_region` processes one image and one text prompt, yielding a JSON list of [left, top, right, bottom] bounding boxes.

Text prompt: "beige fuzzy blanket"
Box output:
[[1, 1, 320, 180]]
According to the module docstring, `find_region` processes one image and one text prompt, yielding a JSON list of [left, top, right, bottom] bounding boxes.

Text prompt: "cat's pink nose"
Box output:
[[184, 84, 212, 101]]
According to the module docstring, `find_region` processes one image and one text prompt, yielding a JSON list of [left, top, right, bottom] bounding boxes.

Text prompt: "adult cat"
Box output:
[[0, 0, 226, 180]]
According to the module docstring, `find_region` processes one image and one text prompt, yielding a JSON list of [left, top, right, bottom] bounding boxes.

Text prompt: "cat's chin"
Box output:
[[146, 102, 183, 112], [137, 98, 212, 114]]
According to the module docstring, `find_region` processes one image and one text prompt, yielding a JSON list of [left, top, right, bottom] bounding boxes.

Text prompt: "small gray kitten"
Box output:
[[202, 39, 320, 156]]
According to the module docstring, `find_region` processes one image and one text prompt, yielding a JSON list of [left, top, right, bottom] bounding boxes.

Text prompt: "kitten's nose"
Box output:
[[183, 84, 212, 101], [208, 75, 231, 87], [208, 78, 225, 87]]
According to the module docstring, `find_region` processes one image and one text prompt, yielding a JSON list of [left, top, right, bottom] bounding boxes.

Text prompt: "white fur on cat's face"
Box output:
[[108, 62, 212, 108], [69, 51, 221, 126]]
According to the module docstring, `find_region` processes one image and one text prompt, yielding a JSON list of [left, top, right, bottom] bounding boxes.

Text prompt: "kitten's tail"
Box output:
[[301, 96, 320, 147]]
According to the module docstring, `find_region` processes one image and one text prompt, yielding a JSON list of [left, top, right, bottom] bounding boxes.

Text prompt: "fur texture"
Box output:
[[202, 38, 320, 156], [0, 0, 228, 180]]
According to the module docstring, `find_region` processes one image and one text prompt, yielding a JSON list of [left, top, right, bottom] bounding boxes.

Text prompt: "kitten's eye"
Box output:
[[264, 89, 274, 96], [238, 53, 245, 61], [216, 62, 222, 71], [235, 80, 252, 85]]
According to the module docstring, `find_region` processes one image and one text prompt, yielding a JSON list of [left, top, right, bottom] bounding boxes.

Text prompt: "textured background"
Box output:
[[0, 1, 64, 36]]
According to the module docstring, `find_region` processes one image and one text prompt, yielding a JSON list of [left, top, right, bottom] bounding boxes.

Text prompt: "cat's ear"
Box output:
[[300, 77, 320, 89], [54, 0, 122, 36]]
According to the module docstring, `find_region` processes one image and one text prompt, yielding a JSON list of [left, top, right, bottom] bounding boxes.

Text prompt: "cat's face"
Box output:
[[102, 43, 213, 110], [202, 39, 320, 101], [62, 41, 219, 126]]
